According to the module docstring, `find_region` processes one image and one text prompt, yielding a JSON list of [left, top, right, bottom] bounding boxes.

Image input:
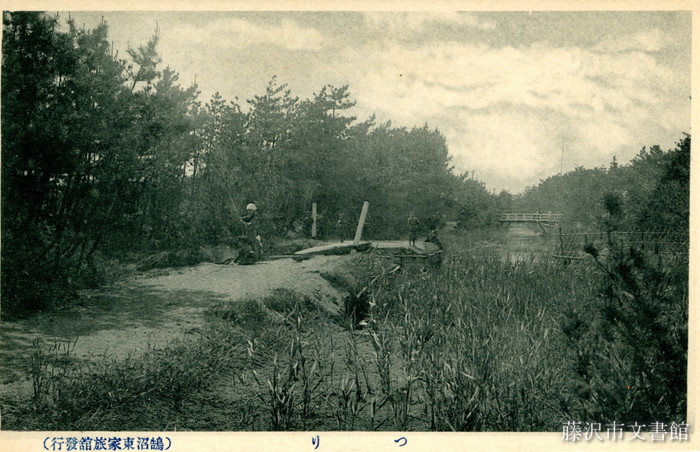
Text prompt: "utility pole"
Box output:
[[560, 137, 568, 175], [560, 144, 564, 175]]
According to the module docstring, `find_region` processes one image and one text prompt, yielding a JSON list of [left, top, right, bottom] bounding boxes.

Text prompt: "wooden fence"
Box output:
[[547, 228, 689, 261]]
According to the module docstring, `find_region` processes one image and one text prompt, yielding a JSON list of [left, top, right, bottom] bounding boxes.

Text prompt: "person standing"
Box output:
[[407, 212, 420, 247], [236, 202, 259, 264], [335, 213, 347, 243]]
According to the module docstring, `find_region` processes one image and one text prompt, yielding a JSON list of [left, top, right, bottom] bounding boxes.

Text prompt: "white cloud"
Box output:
[[351, 40, 674, 121], [162, 17, 324, 51], [363, 11, 496, 36], [595, 28, 673, 53], [456, 110, 557, 178], [54, 12, 690, 193], [335, 38, 686, 192]]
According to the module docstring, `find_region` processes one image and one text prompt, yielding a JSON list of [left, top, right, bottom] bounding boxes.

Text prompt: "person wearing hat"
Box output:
[[236, 202, 259, 264], [242, 203, 257, 223]]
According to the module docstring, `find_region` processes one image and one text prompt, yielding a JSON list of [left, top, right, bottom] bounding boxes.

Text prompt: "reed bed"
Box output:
[[7, 229, 686, 431]]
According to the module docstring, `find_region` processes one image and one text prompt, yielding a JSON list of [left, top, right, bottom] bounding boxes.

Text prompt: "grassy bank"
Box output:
[[3, 228, 687, 431]]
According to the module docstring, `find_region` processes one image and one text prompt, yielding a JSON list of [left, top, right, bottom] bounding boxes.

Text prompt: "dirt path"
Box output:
[[0, 255, 351, 401]]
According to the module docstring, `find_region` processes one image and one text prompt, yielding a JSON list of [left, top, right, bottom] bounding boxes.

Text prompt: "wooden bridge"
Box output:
[[499, 212, 563, 223]]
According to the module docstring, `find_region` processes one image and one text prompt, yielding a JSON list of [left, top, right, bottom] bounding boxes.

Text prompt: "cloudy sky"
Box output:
[[60, 10, 691, 194]]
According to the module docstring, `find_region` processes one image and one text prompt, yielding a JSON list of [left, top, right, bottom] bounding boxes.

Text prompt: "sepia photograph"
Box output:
[[0, 1, 695, 450]]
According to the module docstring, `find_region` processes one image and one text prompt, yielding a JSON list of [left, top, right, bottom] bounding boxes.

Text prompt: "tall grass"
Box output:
[[8, 228, 686, 431], [348, 228, 687, 430], [360, 251, 596, 430]]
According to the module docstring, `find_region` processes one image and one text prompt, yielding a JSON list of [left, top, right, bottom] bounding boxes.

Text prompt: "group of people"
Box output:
[[233, 203, 440, 265], [331, 211, 434, 248]]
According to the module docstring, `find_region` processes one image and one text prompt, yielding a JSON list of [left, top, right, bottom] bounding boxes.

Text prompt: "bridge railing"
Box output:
[[499, 213, 563, 222]]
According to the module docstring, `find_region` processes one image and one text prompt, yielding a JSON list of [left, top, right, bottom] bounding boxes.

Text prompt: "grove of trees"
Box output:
[[2, 12, 690, 318], [513, 136, 690, 234], [1, 11, 692, 433], [1, 12, 495, 316]]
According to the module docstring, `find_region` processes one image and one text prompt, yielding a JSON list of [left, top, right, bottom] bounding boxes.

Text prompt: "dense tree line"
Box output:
[[3, 12, 689, 317], [2, 12, 494, 316], [513, 135, 690, 233]]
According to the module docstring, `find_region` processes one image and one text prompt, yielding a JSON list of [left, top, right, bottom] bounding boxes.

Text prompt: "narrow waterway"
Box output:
[[499, 223, 552, 263]]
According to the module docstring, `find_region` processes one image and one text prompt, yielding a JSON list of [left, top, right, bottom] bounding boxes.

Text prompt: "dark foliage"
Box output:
[[2, 13, 497, 316], [514, 136, 691, 233]]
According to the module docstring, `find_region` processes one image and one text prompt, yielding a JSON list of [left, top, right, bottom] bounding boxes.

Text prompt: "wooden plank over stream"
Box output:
[[293, 240, 438, 260], [293, 241, 372, 257], [372, 240, 427, 254]]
